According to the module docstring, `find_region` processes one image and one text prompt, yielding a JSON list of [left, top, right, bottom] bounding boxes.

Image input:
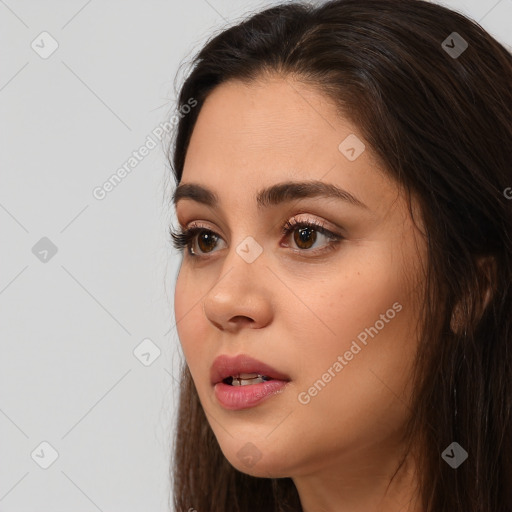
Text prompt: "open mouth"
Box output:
[[223, 373, 273, 386], [210, 354, 290, 386], [211, 355, 290, 410]]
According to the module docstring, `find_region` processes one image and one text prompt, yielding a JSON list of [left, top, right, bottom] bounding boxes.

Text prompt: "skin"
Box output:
[[173, 75, 427, 512]]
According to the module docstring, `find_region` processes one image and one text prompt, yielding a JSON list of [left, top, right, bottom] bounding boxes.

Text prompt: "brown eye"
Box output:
[[282, 218, 342, 254], [196, 230, 219, 253], [172, 219, 342, 259], [293, 226, 318, 250]]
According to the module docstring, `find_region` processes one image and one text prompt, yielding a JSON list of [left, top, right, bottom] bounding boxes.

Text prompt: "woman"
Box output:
[[167, 0, 512, 510]]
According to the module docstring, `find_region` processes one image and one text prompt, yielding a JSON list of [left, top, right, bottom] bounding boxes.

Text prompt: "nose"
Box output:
[[202, 247, 273, 333]]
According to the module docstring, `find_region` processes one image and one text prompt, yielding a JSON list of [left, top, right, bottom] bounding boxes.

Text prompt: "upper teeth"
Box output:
[[228, 373, 271, 386]]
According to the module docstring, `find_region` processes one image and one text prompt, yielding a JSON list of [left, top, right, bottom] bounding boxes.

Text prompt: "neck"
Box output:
[[293, 439, 421, 512]]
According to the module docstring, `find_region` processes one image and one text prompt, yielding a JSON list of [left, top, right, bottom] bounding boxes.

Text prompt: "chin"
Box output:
[[218, 437, 296, 478]]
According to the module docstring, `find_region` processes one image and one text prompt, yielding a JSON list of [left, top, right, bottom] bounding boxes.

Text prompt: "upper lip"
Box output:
[[210, 353, 291, 385]]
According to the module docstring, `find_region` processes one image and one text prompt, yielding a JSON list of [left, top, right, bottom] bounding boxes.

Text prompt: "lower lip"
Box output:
[[214, 380, 289, 410]]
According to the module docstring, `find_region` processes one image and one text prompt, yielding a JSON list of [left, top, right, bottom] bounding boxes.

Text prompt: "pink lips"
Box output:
[[210, 354, 291, 410]]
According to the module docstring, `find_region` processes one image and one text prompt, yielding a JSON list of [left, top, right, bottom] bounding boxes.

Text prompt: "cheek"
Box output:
[[293, 249, 413, 352], [293, 247, 421, 410]]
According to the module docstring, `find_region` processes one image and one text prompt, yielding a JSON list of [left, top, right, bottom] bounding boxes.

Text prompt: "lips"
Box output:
[[210, 354, 291, 386], [211, 354, 291, 410]]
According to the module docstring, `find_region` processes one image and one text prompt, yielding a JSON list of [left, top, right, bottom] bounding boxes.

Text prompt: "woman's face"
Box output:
[[173, 76, 427, 481]]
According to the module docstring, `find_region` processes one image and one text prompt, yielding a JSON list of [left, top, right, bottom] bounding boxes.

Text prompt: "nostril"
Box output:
[[230, 316, 254, 326]]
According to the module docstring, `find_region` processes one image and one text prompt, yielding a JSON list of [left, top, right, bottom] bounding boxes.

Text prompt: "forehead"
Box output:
[[180, 77, 397, 213], [185, 77, 349, 168]]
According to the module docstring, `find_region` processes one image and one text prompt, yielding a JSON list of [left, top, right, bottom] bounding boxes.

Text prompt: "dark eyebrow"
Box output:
[[172, 180, 368, 210]]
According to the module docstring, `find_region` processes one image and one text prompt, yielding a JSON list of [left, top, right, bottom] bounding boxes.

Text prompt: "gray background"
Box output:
[[0, 0, 510, 510]]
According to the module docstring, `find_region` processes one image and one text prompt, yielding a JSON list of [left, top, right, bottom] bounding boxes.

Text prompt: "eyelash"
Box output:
[[169, 218, 343, 258]]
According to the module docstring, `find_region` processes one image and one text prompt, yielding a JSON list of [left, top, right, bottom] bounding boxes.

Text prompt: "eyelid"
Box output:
[[184, 215, 342, 240], [282, 213, 343, 236], [188, 221, 225, 238]]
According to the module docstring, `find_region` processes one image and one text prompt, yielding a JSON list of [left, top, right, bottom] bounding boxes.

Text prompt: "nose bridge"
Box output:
[[219, 207, 267, 274], [212, 231, 266, 298]]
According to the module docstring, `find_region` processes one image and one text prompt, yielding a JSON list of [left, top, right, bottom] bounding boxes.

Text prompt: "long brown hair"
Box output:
[[166, 1, 512, 510]]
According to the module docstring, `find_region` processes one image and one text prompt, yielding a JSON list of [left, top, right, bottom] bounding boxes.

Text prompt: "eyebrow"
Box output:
[[172, 180, 368, 210]]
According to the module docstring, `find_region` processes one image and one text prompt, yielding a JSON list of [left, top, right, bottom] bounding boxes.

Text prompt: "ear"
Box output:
[[449, 255, 496, 334]]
